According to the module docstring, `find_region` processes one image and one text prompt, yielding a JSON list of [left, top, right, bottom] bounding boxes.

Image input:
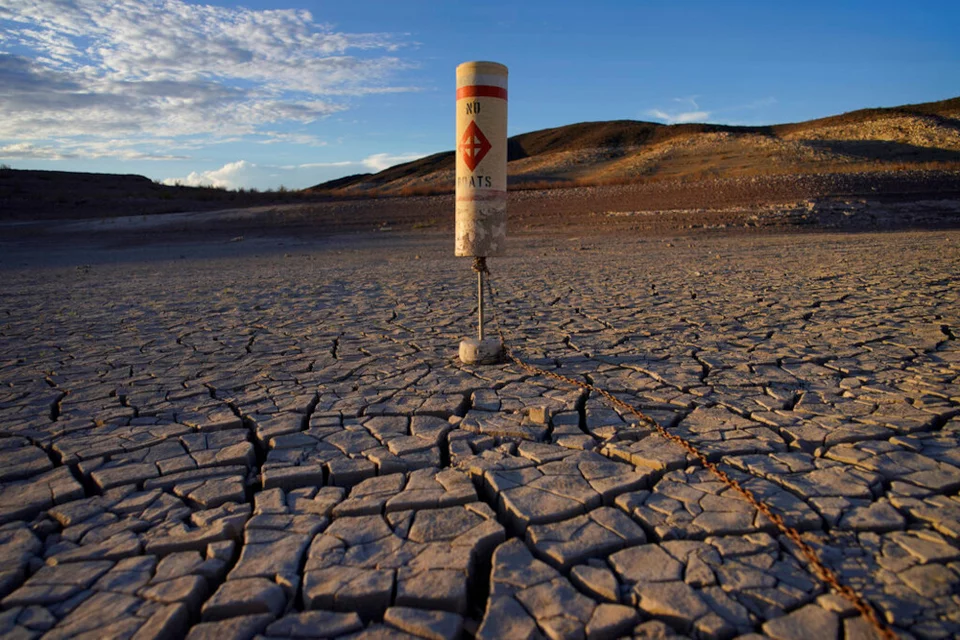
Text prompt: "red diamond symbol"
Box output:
[[458, 120, 491, 171]]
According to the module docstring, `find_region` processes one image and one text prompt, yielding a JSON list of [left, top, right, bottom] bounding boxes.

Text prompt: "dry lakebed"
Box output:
[[0, 217, 958, 639]]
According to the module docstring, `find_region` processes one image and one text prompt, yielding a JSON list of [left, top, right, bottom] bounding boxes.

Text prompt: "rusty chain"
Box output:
[[480, 267, 896, 640]]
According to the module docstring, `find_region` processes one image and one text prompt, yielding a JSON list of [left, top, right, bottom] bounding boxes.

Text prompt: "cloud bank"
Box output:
[[163, 159, 255, 189], [162, 153, 428, 190], [0, 0, 415, 159]]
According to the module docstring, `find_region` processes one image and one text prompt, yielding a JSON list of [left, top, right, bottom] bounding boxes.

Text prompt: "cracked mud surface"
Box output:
[[0, 229, 958, 639]]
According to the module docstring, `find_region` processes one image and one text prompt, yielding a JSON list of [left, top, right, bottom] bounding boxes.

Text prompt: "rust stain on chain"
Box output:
[[481, 269, 896, 640]]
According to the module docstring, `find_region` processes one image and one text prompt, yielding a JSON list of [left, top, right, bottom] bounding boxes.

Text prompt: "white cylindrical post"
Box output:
[[456, 61, 507, 366], [455, 61, 508, 257]]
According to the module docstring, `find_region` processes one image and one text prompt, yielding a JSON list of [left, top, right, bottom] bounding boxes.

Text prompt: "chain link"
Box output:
[[481, 267, 896, 640]]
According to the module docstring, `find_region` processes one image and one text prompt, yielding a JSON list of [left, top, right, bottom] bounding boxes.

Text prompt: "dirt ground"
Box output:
[[1, 188, 960, 639], [1, 222, 959, 638], [3, 173, 960, 268]]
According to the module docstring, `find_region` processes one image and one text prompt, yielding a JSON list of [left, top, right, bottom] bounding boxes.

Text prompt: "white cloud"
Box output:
[[361, 152, 425, 171], [646, 108, 711, 125], [0, 142, 68, 160], [162, 152, 428, 190], [280, 161, 354, 170], [0, 140, 186, 160], [646, 96, 779, 126], [0, 0, 417, 159], [256, 132, 329, 146], [162, 160, 256, 189], [646, 96, 711, 124]]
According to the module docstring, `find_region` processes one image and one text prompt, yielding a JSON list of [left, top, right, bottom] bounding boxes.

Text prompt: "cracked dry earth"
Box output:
[[0, 229, 958, 640]]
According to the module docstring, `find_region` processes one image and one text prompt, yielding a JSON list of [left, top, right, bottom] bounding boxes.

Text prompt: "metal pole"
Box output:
[[478, 269, 485, 341]]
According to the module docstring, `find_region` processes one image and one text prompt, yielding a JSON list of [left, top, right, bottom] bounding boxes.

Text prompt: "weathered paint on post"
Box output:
[[455, 61, 508, 257]]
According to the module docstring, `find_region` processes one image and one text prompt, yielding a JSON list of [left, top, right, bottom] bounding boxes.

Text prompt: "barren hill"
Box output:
[[0, 168, 325, 221], [4, 96, 960, 226], [310, 96, 960, 195]]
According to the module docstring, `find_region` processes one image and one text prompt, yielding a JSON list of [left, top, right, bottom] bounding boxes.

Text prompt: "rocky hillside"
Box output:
[[309, 97, 960, 195]]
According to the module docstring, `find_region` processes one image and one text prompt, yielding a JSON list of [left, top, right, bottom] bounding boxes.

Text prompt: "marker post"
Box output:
[[455, 61, 507, 365]]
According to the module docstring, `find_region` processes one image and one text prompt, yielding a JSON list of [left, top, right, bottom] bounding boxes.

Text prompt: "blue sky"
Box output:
[[1, 0, 957, 190]]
